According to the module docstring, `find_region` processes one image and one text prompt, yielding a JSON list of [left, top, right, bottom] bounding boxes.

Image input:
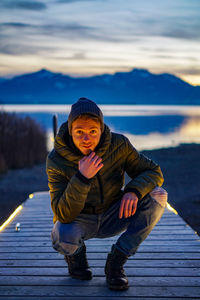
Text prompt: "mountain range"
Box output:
[[0, 68, 200, 104]]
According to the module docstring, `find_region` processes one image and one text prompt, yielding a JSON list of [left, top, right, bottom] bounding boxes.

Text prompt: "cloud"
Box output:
[[0, 44, 30, 55], [0, 22, 91, 32], [157, 13, 200, 40], [56, 0, 97, 3], [53, 53, 127, 62], [124, 2, 200, 41], [0, 43, 51, 55], [162, 28, 200, 40], [0, 22, 31, 28], [0, 20, 126, 46], [41, 23, 92, 35], [1, 0, 47, 10], [0, 21, 93, 38], [71, 52, 86, 60], [176, 68, 200, 76], [0, 21, 98, 56]]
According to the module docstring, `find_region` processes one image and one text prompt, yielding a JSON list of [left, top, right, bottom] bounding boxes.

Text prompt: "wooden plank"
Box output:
[[0, 286, 200, 298], [5, 219, 188, 225], [4, 224, 193, 230], [0, 276, 200, 287], [1, 229, 195, 237], [15, 213, 179, 218], [0, 246, 199, 252], [0, 230, 196, 236], [0, 259, 200, 268], [5, 223, 189, 229], [0, 240, 199, 246], [1, 252, 200, 260], [0, 232, 200, 243], [0, 267, 199, 277], [0, 236, 198, 242], [0, 292, 199, 300]]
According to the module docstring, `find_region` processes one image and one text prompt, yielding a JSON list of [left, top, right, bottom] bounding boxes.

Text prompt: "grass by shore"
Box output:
[[0, 143, 199, 236]]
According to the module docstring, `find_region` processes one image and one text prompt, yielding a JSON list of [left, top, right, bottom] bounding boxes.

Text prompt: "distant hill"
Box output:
[[0, 68, 200, 104]]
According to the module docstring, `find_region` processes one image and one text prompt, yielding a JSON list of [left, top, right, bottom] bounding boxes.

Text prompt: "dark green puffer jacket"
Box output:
[[46, 122, 164, 223]]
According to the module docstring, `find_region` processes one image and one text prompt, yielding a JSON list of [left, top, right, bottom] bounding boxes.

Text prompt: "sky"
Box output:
[[0, 0, 200, 85]]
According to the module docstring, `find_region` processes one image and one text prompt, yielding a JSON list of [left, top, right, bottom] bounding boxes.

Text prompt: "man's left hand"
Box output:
[[119, 192, 138, 219]]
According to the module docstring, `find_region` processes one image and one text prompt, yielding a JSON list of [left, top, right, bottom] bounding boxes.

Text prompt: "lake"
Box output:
[[1, 105, 200, 151]]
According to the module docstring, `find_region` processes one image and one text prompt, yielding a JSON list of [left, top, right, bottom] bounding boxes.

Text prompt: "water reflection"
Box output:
[[179, 117, 200, 136], [124, 117, 200, 150], [47, 116, 200, 151], [1, 105, 200, 151], [104, 115, 186, 134]]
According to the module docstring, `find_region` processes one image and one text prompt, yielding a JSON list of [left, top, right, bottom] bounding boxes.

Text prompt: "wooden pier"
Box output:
[[0, 191, 200, 299]]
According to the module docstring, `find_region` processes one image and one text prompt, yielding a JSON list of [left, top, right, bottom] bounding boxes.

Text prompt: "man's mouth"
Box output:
[[81, 144, 92, 148]]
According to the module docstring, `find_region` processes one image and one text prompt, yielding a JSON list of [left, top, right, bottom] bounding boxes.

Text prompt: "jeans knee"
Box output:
[[51, 232, 79, 255], [51, 221, 81, 255], [55, 242, 79, 255], [149, 187, 168, 208]]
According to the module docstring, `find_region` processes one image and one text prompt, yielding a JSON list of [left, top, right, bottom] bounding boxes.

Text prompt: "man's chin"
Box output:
[[81, 148, 93, 155]]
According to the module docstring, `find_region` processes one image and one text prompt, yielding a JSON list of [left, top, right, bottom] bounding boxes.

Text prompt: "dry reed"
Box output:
[[0, 111, 47, 173]]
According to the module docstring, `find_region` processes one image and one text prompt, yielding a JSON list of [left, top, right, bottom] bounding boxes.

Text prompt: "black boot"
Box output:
[[64, 244, 92, 280], [105, 245, 129, 290]]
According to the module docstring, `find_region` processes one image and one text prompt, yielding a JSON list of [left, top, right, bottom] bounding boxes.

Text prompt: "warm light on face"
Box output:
[[0, 205, 23, 232], [72, 118, 102, 155], [166, 202, 178, 215]]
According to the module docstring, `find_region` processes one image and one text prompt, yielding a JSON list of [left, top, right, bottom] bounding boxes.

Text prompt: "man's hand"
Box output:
[[79, 152, 104, 179], [119, 192, 138, 219]]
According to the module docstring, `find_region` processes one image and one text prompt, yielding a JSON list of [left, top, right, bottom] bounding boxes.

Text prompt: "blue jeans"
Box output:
[[51, 187, 167, 256]]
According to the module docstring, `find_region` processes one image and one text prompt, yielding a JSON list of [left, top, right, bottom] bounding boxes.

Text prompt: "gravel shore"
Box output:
[[0, 143, 199, 235]]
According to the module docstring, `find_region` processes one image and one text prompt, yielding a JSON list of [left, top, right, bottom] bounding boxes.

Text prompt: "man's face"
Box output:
[[71, 117, 102, 155]]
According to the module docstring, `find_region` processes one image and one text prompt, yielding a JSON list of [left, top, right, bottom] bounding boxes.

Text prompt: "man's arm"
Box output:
[[46, 152, 103, 223], [124, 137, 164, 201], [119, 137, 163, 218], [47, 158, 91, 223]]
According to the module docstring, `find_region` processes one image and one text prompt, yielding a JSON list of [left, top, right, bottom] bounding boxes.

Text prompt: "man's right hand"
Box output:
[[78, 152, 104, 179]]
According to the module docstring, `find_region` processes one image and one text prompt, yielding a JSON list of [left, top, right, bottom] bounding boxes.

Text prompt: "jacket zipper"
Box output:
[[97, 173, 104, 204]]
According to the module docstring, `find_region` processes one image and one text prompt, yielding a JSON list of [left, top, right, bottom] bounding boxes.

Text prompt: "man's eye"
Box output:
[[76, 130, 83, 135], [91, 130, 97, 134]]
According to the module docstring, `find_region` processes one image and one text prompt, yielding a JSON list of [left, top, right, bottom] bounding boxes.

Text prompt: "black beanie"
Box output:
[[68, 97, 104, 134]]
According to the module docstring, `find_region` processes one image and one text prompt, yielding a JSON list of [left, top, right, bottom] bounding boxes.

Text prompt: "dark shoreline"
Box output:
[[142, 143, 200, 236], [0, 143, 199, 236]]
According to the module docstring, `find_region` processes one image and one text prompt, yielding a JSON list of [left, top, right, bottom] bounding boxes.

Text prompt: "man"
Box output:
[[46, 97, 167, 290]]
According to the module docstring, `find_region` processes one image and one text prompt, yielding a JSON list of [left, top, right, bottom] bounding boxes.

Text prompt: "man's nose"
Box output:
[[83, 134, 90, 141]]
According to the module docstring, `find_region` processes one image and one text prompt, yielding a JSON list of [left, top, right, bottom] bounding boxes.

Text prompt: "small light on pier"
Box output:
[[0, 205, 23, 232], [15, 222, 21, 232], [29, 194, 34, 199]]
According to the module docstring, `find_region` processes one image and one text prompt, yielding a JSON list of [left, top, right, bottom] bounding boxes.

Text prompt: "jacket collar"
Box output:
[[54, 121, 111, 163]]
